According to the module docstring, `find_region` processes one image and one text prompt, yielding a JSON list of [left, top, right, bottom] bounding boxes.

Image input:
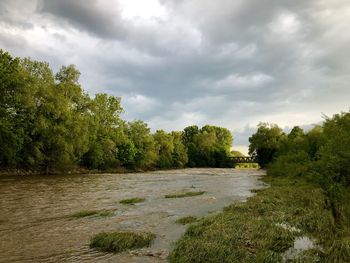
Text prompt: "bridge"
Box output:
[[229, 156, 257, 163]]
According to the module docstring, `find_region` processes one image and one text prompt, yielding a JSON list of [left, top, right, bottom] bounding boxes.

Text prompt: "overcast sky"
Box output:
[[1, 0, 349, 153]]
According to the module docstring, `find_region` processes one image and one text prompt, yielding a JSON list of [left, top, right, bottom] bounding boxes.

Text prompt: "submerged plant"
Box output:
[[90, 231, 156, 253], [71, 209, 114, 218], [165, 191, 206, 198], [119, 197, 145, 205]]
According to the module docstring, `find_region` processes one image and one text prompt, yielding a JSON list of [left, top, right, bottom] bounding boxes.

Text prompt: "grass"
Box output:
[[165, 191, 206, 198], [176, 216, 199, 225], [235, 163, 259, 169], [119, 197, 145, 205], [169, 176, 350, 262], [70, 209, 114, 218], [90, 231, 156, 253]]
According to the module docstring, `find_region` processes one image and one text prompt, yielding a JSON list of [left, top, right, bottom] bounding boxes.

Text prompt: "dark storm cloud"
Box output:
[[1, 0, 350, 148], [39, 0, 126, 39]]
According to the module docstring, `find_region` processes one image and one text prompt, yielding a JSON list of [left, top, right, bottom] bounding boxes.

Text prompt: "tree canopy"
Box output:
[[0, 50, 235, 173]]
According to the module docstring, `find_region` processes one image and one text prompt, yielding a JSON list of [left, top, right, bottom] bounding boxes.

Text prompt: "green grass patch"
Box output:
[[71, 209, 114, 218], [169, 176, 350, 262], [97, 210, 114, 217], [176, 216, 198, 225], [235, 163, 259, 169], [165, 191, 206, 198], [90, 231, 155, 253], [119, 197, 145, 205]]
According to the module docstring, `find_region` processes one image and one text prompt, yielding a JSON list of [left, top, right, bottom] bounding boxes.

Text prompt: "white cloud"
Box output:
[[215, 73, 274, 90], [269, 12, 301, 35], [122, 94, 160, 118]]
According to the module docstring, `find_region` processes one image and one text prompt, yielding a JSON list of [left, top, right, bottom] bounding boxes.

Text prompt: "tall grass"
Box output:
[[169, 176, 349, 262]]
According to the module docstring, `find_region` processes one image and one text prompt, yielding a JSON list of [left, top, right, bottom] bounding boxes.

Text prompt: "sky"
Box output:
[[1, 0, 350, 154]]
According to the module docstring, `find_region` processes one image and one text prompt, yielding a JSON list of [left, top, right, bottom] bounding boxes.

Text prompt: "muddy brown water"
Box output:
[[0, 168, 266, 262]]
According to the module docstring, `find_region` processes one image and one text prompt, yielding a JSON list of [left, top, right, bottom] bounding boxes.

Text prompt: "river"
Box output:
[[0, 168, 266, 262]]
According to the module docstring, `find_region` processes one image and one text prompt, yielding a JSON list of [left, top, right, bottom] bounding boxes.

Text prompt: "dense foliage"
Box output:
[[0, 50, 234, 173], [249, 112, 350, 249]]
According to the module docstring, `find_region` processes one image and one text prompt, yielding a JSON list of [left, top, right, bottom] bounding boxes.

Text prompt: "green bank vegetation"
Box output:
[[165, 191, 206, 198], [0, 50, 236, 174], [175, 216, 199, 225], [89, 231, 155, 253], [119, 197, 145, 205], [249, 113, 350, 229], [170, 111, 350, 262], [170, 176, 336, 262]]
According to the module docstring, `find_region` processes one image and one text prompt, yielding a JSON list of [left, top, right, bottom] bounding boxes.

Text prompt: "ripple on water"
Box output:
[[0, 168, 266, 263]]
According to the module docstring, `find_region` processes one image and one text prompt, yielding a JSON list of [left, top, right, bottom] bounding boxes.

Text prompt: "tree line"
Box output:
[[249, 112, 350, 224], [0, 50, 234, 173]]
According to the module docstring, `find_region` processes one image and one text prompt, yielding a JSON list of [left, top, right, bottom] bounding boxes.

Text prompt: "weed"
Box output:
[[90, 231, 155, 253], [120, 197, 145, 205]]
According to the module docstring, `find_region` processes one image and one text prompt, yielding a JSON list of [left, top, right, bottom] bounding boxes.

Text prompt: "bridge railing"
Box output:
[[229, 156, 257, 163]]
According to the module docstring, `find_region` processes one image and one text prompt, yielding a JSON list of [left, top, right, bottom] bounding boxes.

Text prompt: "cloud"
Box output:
[[214, 73, 274, 90], [39, 0, 126, 39], [1, 0, 350, 148]]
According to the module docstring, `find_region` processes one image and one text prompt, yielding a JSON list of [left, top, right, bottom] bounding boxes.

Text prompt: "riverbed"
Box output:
[[0, 168, 266, 262]]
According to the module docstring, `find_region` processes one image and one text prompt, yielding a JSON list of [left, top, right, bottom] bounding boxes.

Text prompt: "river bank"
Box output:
[[0, 166, 175, 176], [169, 175, 350, 262]]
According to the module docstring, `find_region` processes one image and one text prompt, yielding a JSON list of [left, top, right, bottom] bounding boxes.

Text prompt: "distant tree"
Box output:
[[127, 120, 157, 168], [171, 131, 188, 168], [249, 123, 284, 167], [81, 93, 123, 169], [117, 138, 136, 167], [182, 125, 233, 167], [304, 125, 323, 160], [182, 125, 200, 167], [154, 130, 174, 168], [182, 125, 199, 145], [231, 150, 244, 157]]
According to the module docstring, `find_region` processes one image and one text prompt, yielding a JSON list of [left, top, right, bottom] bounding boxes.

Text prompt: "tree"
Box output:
[[182, 125, 200, 167], [171, 131, 188, 168], [231, 150, 244, 157], [318, 112, 350, 186], [0, 50, 23, 166], [154, 130, 174, 168], [81, 93, 123, 169], [127, 120, 157, 168], [182, 125, 233, 167], [249, 123, 284, 167], [0, 49, 239, 173], [55, 65, 91, 166]]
